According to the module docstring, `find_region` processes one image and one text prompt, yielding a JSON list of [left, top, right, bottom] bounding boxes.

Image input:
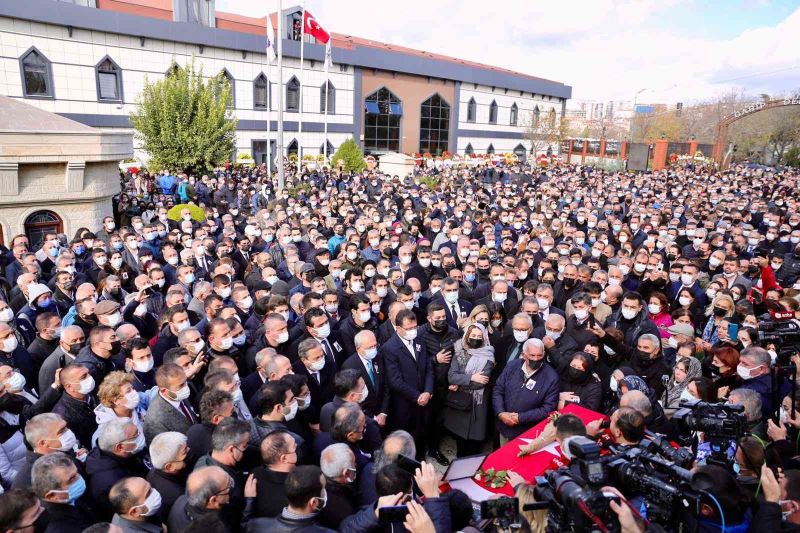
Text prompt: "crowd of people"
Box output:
[[0, 157, 799, 532]]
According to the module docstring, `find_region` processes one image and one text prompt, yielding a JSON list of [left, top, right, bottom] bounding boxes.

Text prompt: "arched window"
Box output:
[[466, 97, 476, 123], [419, 93, 450, 156], [532, 105, 541, 128], [489, 100, 498, 124], [548, 108, 557, 128], [464, 143, 474, 156], [216, 69, 234, 108], [286, 77, 300, 112], [320, 140, 334, 156], [363, 87, 402, 153], [19, 47, 53, 98], [95, 56, 123, 102], [513, 143, 527, 161], [320, 82, 335, 114], [24, 210, 63, 249], [287, 139, 298, 156], [487, 144, 495, 155], [253, 73, 269, 110], [510, 103, 518, 126]]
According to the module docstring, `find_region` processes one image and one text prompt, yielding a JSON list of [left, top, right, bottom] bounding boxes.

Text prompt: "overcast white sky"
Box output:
[[217, 0, 800, 106]]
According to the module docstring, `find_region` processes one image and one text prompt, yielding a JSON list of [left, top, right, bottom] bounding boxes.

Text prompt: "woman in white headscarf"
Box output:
[[444, 323, 495, 457]]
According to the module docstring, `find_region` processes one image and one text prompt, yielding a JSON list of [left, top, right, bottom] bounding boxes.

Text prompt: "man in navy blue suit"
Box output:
[[433, 277, 473, 329], [667, 263, 706, 309], [380, 309, 434, 460]]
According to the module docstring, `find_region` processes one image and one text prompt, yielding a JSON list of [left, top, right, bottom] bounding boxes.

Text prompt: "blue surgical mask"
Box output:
[[55, 475, 87, 505], [465, 273, 476, 282], [732, 462, 741, 475]]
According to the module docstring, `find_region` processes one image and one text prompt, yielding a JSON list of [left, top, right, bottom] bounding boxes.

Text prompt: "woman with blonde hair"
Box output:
[[516, 482, 547, 533], [700, 294, 735, 350], [91, 370, 144, 447], [444, 323, 495, 457]]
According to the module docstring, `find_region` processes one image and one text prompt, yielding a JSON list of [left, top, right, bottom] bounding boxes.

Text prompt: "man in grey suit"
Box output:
[[712, 255, 752, 292], [38, 325, 85, 392], [144, 362, 198, 444]]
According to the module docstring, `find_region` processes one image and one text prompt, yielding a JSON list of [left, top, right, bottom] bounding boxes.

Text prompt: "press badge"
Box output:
[[333, 342, 342, 352], [525, 379, 536, 390]]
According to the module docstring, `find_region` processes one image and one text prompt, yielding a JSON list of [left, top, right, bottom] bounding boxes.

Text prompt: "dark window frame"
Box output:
[[320, 81, 335, 114], [253, 73, 270, 110], [419, 93, 450, 156], [19, 46, 54, 99], [363, 87, 402, 153], [488, 100, 498, 124], [286, 76, 300, 112], [95, 55, 123, 103], [510, 103, 518, 126], [467, 97, 476, 122]]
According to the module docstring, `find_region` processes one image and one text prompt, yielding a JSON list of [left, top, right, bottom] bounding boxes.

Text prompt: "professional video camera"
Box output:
[[639, 430, 694, 468], [758, 311, 800, 363], [532, 437, 704, 532], [672, 400, 746, 467]]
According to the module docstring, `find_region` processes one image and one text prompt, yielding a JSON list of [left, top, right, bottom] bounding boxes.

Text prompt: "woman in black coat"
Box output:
[[558, 352, 602, 411]]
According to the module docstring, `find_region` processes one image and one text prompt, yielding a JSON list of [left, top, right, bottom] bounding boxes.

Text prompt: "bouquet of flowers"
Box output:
[[474, 467, 509, 489]]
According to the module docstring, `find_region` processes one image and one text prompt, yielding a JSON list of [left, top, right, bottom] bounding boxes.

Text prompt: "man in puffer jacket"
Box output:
[[340, 462, 452, 533]]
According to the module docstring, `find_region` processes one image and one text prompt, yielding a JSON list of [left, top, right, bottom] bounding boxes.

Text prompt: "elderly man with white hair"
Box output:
[[492, 338, 560, 443], [737, 347, 775, 418], [318, 443, 358, 529], [146, 431, 190, 523]]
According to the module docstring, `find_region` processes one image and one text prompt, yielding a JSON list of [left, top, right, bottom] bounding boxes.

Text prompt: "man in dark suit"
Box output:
[[534, 313, 578, 373], [433, 277, 473, 329], [476, 280, 519, 317], [667, 263, 706, 308], [286, 307, 347, 367], [380, 309, 434, 460], [144, 363, 198, 444], [230, 235, 253, 273], [121, 235, 142, 274], [535, 283, 566, 322], [376, 301, 405, 345], [341, 330, 389, 426], [334, 293, 378, 358], [291, 337, 336, 428]]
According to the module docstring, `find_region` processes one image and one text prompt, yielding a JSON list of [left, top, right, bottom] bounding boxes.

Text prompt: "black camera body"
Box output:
[[673, 400, 746, 442], [758, 316, 800, 363], [532, 436, 704, 532]]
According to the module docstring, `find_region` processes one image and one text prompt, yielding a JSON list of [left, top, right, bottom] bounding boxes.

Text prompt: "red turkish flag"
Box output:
[[303, 10, 330, 44]]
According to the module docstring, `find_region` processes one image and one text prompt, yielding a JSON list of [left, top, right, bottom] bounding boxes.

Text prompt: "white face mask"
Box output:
[[737, 364, 760, 381], [536, 297, 550, 310], [53, 429, 78, 451], [574, 308, 589, 321], [219, 336, 234, 350], [315, 323, 331, 340], [0, 308, 13, 323], [4, 371, 26, 392], [77, 375, 95, 395], [402, 328, 418, 341], [678, 296, 692, 307], [170, 384, 191, 401], [106, 312, 122, 327], [283, 400, 299, 421], [1, 336, 18, 353], [513, 330, 529, 343], [358, 311, 371, 323], [133, 488, 162, 517], [362, 347, 378, 360], [124, 389, 140, 409], [133, 357, 154, 373], [309, 358, 326, 372], [647, 303, 661, 315], [621, 308, 638, 320]]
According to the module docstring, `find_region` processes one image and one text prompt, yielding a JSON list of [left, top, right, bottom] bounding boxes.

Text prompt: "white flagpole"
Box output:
[[298, 0, 306, 166], [265, 28, 272, 176], [277, 0, 284, 191], [323, 42, 330, 162]]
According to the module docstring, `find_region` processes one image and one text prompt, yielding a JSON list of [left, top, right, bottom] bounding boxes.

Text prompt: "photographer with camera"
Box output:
[[517, 413, 587, 463]]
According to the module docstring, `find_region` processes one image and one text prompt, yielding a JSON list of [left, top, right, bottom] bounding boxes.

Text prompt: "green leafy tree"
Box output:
[[331, 138, 366, 172], [130, 61, 238, 174]]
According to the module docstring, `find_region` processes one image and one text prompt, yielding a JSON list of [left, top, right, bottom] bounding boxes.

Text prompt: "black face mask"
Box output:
[[477, 320, 489, 328], [636, 350, 656, 366], [713, 306, 727, 317], [478, 267, 490, 277], [526, 358, 544, 371], [68, 342, 83, 356], [465, 337, 483, 349], [109, 340, 122, 353], [564, 278, 576, 288], [432, 319, 447, 332], [568, 367, 587, 383], [667, 254, 677, 261]]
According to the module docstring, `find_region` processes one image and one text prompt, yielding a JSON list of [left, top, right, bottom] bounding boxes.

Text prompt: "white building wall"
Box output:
[[0, 16, 355, 158]]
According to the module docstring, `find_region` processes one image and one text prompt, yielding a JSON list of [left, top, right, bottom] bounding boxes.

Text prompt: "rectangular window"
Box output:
[[98, 72, 118, 100], [287, 88, 299, 111]]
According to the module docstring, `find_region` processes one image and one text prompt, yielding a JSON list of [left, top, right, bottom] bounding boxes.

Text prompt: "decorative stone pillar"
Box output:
[[66, 161, 86, 192], [0, 162, 19, 196]]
